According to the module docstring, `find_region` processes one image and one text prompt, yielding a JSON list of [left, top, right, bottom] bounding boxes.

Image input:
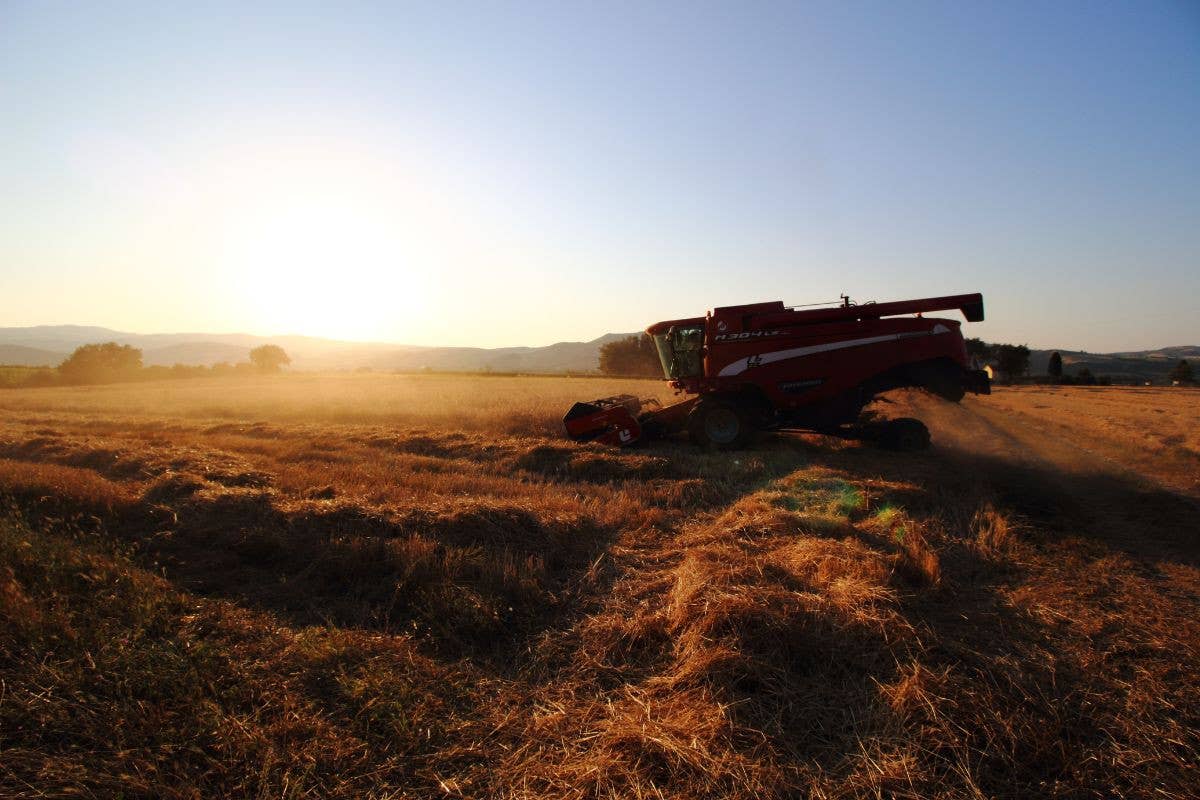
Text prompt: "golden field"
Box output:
[[1, 375, 1197, 799]]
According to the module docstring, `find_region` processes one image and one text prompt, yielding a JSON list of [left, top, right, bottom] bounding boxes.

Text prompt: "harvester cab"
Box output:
[[653, 325, 704, 379], [564, 292, 990, 450]]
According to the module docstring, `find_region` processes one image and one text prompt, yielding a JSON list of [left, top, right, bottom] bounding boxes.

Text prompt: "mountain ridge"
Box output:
[[0, 325, 637, 372]]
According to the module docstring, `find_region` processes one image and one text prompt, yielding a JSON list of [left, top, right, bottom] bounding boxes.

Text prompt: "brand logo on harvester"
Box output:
[[618, 429, 634, 443], [713, 330, 784, 342]]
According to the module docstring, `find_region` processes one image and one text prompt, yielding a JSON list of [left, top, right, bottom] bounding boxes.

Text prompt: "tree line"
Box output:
[[6, 343, 292, 388], [969, 338, 1193, 386]]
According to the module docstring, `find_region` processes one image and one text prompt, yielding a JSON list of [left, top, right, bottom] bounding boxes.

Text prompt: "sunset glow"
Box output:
[[212, 154, 441, 340]]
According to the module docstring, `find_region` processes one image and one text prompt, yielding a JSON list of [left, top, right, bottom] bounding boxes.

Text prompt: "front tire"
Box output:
[[688, 399, 753, 449]]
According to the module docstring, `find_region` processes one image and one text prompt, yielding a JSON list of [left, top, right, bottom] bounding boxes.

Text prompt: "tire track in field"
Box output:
[[888, 392, 1200, 568]]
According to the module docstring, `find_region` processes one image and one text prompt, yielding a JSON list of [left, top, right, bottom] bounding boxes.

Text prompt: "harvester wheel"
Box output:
[[688, 399, 752, 449], [880, 418, 931, 451]]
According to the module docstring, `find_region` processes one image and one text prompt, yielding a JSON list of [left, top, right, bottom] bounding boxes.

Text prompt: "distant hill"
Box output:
[[0, 326, 409, 369], [0, 344, 67, 367], [363, 333, 631, 373], [1028, 346, 1199, 383], [1, 325, 1194, 379], [0, 325, 636, 373], [1108, 345, 1200, 360]]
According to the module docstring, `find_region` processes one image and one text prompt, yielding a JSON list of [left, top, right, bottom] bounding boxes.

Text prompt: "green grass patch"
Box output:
[[776, 473, 867, 517]]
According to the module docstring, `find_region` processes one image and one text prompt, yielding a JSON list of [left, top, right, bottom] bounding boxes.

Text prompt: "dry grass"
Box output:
[[0, 373, 679, 436], [1, 376, 1197, 798], [961, 385, 1200, 497]]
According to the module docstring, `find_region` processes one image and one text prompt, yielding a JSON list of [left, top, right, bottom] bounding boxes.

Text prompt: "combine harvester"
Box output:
[[564, 293, 990, 450]]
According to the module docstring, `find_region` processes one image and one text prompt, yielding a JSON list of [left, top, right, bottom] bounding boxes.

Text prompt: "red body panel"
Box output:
[[650, 293, 984, 412], [689, 315, 968, 409]]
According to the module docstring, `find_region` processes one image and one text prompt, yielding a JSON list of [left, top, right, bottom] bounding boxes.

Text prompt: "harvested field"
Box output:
[[1, 376, 1197, 798]]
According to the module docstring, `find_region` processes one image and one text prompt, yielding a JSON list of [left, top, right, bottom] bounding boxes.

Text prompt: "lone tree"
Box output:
[[58, 342, 142, 385], [1047, 351, 1063, 379], [994, 344, 1031, 383], [249, 344, 292, 373], [599, 334, 661, 377], [1169, 359, 1194, 385]]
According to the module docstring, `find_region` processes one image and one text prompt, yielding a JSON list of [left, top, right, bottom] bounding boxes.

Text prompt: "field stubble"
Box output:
[[0, 375, 1197, 798]]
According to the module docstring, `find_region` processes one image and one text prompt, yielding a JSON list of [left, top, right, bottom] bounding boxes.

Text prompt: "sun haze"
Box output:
[[2, 2, 1198, 350]]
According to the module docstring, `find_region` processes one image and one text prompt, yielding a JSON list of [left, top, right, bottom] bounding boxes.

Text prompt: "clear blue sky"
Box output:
[[2, 1, 1197, 350]]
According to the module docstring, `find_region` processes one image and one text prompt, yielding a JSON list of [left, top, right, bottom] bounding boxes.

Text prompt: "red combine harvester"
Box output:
[[564, 293, 990, 450]]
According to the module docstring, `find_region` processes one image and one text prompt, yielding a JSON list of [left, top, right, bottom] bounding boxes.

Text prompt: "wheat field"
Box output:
[[1, 375, 1197, 798]]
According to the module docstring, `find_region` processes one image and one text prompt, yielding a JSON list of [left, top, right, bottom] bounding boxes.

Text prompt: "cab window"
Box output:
[[652, 326, 704, 378]]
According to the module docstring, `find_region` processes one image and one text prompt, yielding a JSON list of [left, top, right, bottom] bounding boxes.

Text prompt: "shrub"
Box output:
[[58, 342, 142, 385], [249, 345, 291, 373]]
